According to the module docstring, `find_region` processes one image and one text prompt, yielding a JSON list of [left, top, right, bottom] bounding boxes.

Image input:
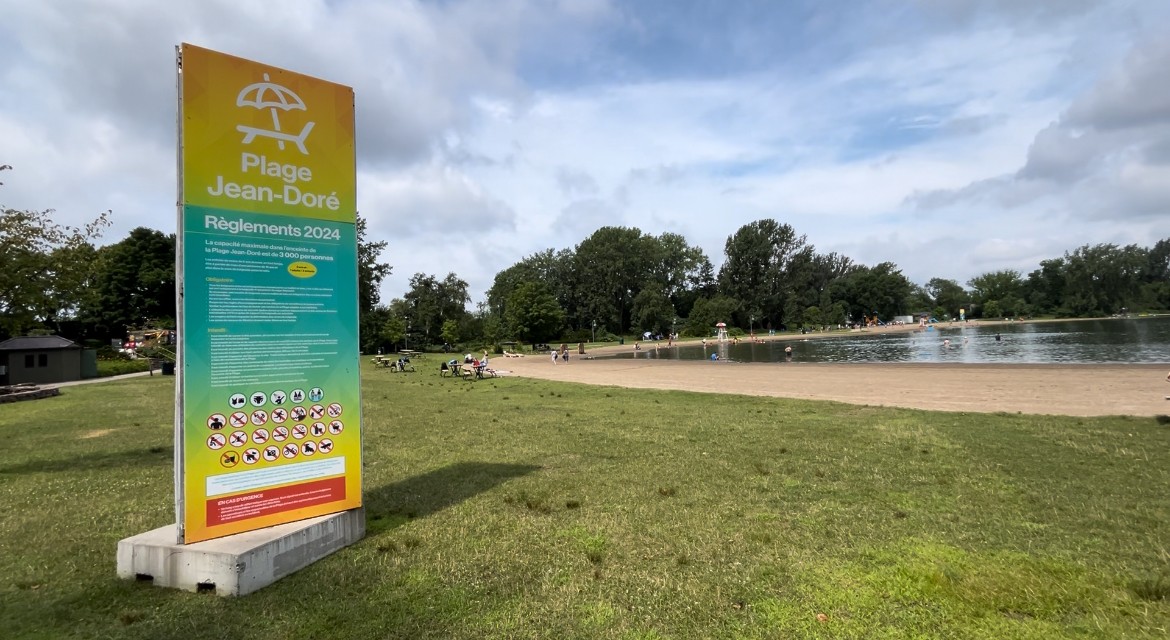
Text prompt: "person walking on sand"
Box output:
[[551, 349, 558, 365]]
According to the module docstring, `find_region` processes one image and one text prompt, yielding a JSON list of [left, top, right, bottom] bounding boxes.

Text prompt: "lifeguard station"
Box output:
[[715, 321, 729, 343]]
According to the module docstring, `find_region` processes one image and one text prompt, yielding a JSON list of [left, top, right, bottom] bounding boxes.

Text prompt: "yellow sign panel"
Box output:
[[181, 44, 355, 221]]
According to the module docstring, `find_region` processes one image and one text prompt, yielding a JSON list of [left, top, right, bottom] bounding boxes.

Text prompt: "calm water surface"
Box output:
[[605, 317, 1170, 364]]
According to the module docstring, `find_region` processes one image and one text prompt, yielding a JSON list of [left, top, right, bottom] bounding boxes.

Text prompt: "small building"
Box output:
[[0, 335, 85, 385]]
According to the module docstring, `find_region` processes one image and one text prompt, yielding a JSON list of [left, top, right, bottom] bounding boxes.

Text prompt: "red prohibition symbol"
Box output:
[[328, 420, 344, 435], [302, 440, 317, 456], [207, 414, 226, 430], [311, 422, 326, 437], [252, 428, 270, 444], [263, 445, 280, 461], [309, 405, 325, 420], [229, 431, 248, 447], [319, 438, 334, 454], [272, 426, 289, 442], [290, 406, 307, 422], [282, 443, 300, 458], [292, 424, 307, 439], [206, 433, 226, 450], [229, 412, 248, 428], [243, 448, 260, 464], [327, 403, 343, 418], [271, 408, 288, 423]]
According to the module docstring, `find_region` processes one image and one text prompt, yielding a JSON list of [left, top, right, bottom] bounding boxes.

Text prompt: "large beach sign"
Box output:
[[176, 44, 361, 543]]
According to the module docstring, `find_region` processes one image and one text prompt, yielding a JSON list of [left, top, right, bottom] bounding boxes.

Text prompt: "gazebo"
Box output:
[[715, 322, 728, 343]]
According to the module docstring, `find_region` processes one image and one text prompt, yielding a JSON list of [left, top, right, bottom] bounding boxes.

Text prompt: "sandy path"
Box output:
[[493, 354, 1169, 417]]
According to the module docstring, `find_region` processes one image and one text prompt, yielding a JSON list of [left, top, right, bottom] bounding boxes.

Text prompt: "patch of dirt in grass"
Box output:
[[80, 429, 116, 439]]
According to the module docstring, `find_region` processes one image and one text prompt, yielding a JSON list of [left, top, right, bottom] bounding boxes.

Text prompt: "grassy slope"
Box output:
[[1, 366, 1168, 639]]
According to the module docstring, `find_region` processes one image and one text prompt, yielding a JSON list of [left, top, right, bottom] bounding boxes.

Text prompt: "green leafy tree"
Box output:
[[403, 273, 469, 347], [631, 287, 676, 335], [574, 227, 658, 334], [967, 270, 1023, 318], [0, 202, 110, 338], [924, 278, 968, 319], [381, 315, 406, 349], [684, 295, 740, 337], [505, 282, 565, 348], [829, 262, 912, 322], [84, 227, 173, 339], [717, 219, 814, 330], [440, 319, 460, 347]]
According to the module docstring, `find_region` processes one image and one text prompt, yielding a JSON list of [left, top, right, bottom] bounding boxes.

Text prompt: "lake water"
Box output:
[[604, 316, 1170, 364]]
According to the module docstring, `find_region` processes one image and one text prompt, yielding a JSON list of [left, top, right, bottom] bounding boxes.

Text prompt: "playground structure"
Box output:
[[715, 322, 728, 343]]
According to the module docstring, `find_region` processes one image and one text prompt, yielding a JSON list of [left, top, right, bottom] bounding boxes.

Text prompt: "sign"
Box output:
[[176, 44, 361, 544]]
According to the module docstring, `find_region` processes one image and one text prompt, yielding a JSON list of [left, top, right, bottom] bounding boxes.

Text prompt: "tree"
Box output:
[[440, 319, 460, 346], [631, 287, 676, 335], [0, 204, 110, 338], [505, 282, 564, 348], [573, 227, 659, 335], [403, 273, 470, 347], [684, 295, 740, 337], [924, 278, 968, 319], [718, 220, 814, 329], [356, 215, 391, 314], [829, 262, 912, 322], [967, 270, 1023, 318], [356, 215, 392, 352], [83, 227, 175, 338]]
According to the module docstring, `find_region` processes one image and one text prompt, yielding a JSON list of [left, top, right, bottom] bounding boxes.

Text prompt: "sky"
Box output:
[[2, 0, 1169, 307]]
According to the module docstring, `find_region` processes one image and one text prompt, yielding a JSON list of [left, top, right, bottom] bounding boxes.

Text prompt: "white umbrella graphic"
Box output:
[[235, 73, 315, 154]]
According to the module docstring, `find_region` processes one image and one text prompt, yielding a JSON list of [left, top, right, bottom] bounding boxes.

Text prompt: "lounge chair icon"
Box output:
[[236, 73, 314, 155]]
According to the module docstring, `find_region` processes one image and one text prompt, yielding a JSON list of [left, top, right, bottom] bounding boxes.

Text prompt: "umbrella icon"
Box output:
[[235, 73, 315, 154]]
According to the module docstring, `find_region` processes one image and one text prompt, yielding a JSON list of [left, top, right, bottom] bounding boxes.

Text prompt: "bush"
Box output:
[[96, 359, 151, 377]]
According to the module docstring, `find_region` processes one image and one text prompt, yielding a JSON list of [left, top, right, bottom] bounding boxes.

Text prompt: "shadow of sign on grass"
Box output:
[[363, 462, 539, 535]]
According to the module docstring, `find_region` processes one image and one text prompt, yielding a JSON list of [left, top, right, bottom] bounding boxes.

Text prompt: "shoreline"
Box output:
[[495, 319, 1169, 414]]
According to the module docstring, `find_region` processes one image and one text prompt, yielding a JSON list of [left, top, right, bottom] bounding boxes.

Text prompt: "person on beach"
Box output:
[[550, 349, 558, 365]]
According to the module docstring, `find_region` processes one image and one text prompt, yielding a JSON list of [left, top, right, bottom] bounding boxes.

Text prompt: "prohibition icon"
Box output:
[[292, 424, 307, 439], [318, 438, 334, 454], [252, 428, 270, 444], [271, 408, 288, 423], [328, 420, 343, 435], [221, 451, 239, 468], [243, 448, 260, 465], [327, 403, 343, 418], [272, 426, 289, 442], [262, 445, 280, 462], [207, 414, 226, 430], [310, 422, 326, 437], [302, 440, 317, 456], [290, 406, 307, 422], [229, 431, 249, 447], [282, 443, 300, 459], [309, 404, 325, 420], [229, 411, 248, 428], [207, 433, 226, 450], [250, 410, 269, 426]]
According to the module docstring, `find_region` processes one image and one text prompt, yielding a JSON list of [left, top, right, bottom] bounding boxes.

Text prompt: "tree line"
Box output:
[[3, 167, 1166, 350]]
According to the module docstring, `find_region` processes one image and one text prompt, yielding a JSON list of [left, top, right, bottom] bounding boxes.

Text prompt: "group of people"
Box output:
[[550, 345, 570, 364]]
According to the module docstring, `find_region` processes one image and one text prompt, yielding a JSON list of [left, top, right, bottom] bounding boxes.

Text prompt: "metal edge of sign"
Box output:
[[174, 43, 187, 544]]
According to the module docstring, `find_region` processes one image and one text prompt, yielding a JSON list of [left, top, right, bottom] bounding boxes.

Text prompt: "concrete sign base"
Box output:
[[116, 507, 364, 596]]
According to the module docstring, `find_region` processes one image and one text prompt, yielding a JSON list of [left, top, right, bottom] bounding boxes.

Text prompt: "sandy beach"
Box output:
[[492, 325, 1170, 417]]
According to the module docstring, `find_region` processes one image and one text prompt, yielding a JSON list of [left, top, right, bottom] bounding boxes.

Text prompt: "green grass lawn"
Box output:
[[1, 364, 1169, 639]]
